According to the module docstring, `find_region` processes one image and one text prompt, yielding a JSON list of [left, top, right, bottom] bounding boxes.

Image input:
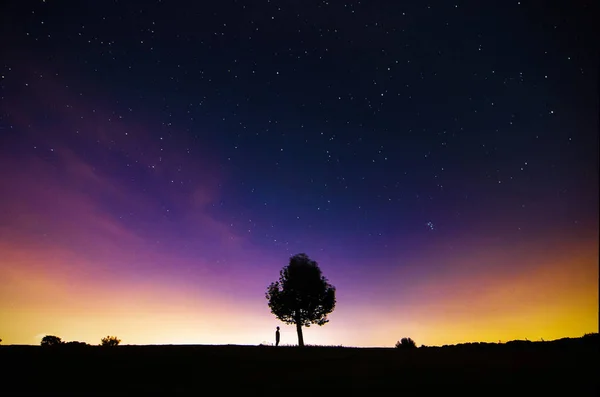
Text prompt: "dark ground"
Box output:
[[1, 336, 598, 396]]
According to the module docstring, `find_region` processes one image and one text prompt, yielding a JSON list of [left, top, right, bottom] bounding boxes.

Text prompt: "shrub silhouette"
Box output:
[[395, 337, 417, 349], [101, 336, 121, 346], [65, 341, 89, 347], [266, 253, 336, 347], [41, 335, 63, 347], [63, 341, 89, 350]]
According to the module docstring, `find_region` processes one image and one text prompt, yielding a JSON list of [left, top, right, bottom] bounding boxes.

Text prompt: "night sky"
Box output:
[[0, 0, 597, 347]]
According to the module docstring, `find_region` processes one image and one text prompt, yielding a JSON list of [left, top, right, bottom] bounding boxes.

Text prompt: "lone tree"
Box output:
[[266, 253, 336, 347], [395, 337, 417, 349], [100, 336, 121, 346], [41, 335, 63, 347]]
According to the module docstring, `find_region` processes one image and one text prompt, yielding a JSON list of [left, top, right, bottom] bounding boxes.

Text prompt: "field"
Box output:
[[2, 336, 598, 396]]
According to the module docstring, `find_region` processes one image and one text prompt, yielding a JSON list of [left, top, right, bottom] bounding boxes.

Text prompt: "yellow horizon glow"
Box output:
[[0, 236, 597, 347]]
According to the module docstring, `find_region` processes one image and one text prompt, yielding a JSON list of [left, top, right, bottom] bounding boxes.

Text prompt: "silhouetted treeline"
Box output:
[[64, 341, 90, 347], [417, 333, 599, 350], [39, 334, 121, 347]]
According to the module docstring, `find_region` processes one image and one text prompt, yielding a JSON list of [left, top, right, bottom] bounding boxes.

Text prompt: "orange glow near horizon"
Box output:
[[1, 235, 596, 347]]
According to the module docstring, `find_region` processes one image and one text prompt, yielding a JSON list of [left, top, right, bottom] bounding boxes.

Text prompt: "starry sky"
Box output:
[[0, 0, 597, 347]]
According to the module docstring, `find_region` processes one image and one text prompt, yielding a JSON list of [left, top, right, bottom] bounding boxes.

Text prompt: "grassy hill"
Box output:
[[1, 334, 597, 396]]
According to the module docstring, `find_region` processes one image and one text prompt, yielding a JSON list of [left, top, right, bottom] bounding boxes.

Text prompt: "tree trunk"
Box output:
[[296, 321, 304, 347]]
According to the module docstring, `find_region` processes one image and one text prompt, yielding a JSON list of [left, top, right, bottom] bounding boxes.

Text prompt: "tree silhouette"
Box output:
[[101, 335, 121, 346], [395, 337, 417, 349], [63, 341, 89, 350], [266, 253, 336, 347], [41, 335, 63, 347]]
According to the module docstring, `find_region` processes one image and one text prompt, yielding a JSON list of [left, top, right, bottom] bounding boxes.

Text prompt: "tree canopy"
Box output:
[[396, 337, 417, 349], [266, 253, 336, 346], [41, 335, 63, 347], [101, 336, 121, 346]]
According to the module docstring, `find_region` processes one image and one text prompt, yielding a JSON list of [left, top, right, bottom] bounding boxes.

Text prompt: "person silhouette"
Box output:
[[275, 326, 280, 347]]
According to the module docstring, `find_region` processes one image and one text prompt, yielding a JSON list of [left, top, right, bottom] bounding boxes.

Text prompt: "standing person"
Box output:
[[275, 326, 280, 347]]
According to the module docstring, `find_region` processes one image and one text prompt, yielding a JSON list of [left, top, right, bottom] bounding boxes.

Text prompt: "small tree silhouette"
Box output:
[[41, 335, 63, 347], [395, 337, 417, 349], [266, 253, 336, 347], [65, 341, 89, 347], [100, 336, 121, 346]]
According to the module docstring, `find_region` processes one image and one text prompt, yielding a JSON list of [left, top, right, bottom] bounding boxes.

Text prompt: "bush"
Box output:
[[101, 336, 121, 346], [41, 335, 63, 347], [395, 337, 417, 349], [65, 341, 89, 347]]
